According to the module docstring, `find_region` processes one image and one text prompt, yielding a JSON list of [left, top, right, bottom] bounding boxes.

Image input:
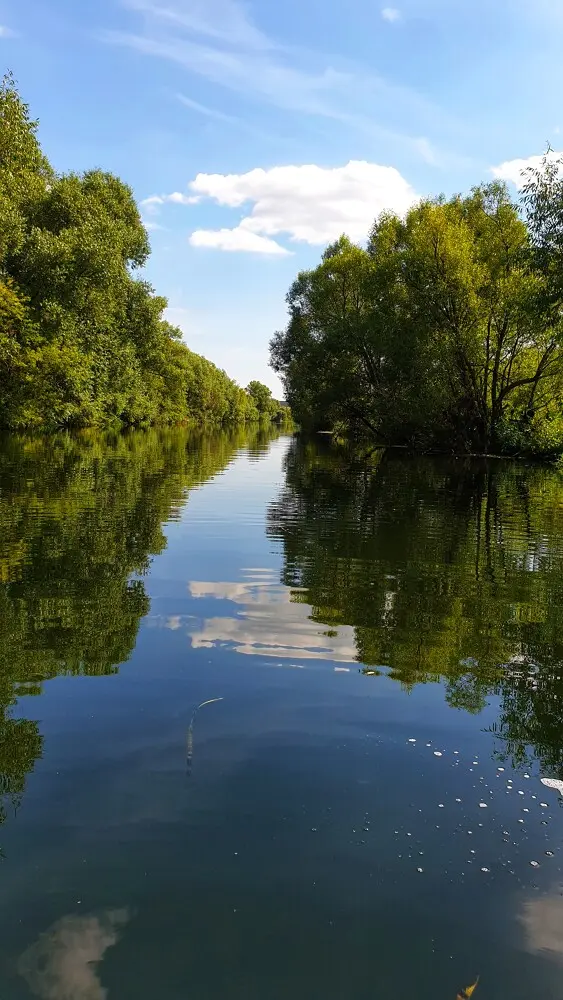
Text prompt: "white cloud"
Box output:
[[180, 159, 418, 252], [381, 8, 402, 22], [144, 159, 418, 254], [140, 191, 199, 214], [190, 227, 291, 254], [169, 190, 200, 204], [491, 150, 563, 188], [0, 25, 16, 37]]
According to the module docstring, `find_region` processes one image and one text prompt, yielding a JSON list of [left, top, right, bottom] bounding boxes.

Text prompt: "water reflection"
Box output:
[[0, 426, 285, 835], [520, 890, 563, 962], [187, 573, 357, 662], [3, 431, 563, 999], [18, 909, 130, 1000], [266, 439, 563, 776]]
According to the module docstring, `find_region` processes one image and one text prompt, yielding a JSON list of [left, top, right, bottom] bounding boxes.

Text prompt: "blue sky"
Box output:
[[1, 0, 561, 394]]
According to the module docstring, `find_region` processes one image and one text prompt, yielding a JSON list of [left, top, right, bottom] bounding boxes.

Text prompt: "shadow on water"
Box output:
[[267, 436, 563, 778], [0, 424, 286, 843]]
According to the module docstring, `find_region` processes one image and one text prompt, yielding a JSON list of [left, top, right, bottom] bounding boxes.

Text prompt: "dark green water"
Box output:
[[1, 428, 563, 1000]]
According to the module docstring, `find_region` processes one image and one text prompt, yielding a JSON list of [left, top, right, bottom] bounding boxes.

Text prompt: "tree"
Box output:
[[271, 176, 563, 456], [246, 380, 278, 418], [0, 77, 288, 431]]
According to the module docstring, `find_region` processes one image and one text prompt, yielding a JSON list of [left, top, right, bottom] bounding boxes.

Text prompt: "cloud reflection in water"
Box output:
[[18, 909, 130, 1000], [186, 571, 357, 662]]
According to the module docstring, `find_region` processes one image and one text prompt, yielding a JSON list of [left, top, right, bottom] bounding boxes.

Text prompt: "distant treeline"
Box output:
[[271, 151, 563, 457], [0, 75, 288, 431]]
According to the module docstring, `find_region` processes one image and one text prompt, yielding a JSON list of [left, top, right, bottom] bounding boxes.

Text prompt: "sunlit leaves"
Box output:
[[0, 78, 280, 431], [272, 172, 563, 456]]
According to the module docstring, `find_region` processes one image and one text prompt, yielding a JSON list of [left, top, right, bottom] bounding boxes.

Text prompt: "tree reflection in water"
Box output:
[[267, 438, 563, 778]]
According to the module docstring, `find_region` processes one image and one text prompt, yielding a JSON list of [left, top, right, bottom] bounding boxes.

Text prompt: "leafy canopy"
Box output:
[[271, 161, 563, 456], [0, 75, 285, 432]]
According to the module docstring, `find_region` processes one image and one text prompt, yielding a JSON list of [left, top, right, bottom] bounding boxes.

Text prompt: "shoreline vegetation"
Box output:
[[270, 149, 563, 463], [0, 76, 290, 433]]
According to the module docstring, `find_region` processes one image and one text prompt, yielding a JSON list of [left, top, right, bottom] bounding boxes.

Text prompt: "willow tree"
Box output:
[[393, 183, 563, 451], [271, 175, 563, 455]]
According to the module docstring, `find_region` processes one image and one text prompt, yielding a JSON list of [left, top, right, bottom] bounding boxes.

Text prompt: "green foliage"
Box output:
[[271, 166, 563, 456], [0, 76, 287, 431], [246, 379, 276, 416]]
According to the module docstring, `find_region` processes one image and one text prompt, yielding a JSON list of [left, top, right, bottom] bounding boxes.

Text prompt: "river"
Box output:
[[1, 427, 562, 1000]]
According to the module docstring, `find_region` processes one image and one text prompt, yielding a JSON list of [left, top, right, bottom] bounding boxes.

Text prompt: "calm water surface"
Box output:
[[1, 427, 563, 1000]]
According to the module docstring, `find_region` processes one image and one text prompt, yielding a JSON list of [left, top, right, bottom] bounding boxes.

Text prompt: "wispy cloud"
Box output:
[[103, 0, 460, 159], [381, 8, 402, 22], [175, 92, 274, 142], [176, 92, 243, 125], [0, 24, 16, 37], [122, 0, 270, 51]]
